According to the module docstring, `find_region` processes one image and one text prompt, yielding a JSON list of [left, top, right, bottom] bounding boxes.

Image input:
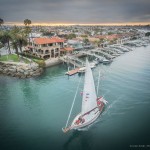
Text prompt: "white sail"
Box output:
[[81, 59, 97, 115]]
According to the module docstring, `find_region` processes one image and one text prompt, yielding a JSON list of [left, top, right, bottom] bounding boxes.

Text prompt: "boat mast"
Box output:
[[65, 77, 82, 128], [96, 69, 101, 96]]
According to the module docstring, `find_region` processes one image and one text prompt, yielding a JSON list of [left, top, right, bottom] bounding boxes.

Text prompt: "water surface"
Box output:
[[0, 46, 150, 150]]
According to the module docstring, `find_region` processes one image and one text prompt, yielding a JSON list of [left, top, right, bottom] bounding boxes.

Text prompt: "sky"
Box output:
[[0, 0, 150, 25]]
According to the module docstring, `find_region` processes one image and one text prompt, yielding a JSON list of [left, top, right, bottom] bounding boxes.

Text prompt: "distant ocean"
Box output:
[[0, 45, 150, 150]]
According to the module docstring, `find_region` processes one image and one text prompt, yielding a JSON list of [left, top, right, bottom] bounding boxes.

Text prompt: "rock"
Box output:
[[11, 73, 16, 77], [29, 71, 34, 76], [20, 75, 26, 79], [24, 71, 29, 76], [39, 68, 43, 72], [3, 68, 8, 72], [26, 75, 32, 78], [8, 68, 16, 73], [0, 62, 42, 78], [10, 66, 17, 69], [32, 66, 38, 71], [6, 72, 11, 75], [32, 73, 41, 76], [15, 72, 22, 77], [3, 69, 8, 74], [18, 69, 24, 73], [0, 68, 3, 72], [33, 70, 39, 74]]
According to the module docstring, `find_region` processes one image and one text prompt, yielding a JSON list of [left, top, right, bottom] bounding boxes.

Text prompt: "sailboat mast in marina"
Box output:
[[62, 59, 108, 133]]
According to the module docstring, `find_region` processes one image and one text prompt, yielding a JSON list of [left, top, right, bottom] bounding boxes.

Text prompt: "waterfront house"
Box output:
[[26, 37, 65, 59]]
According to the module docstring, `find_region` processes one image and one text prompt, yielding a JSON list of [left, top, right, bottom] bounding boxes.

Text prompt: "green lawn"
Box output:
[[33, 59, 45, 67], [0, 54, 30, 64], [19, 52, 45, 67], [0, 54, 19, 62]]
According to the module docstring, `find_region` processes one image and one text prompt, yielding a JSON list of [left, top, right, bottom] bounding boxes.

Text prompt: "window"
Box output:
[[42, 44, 47, 47], [48, 43, 53, 46]]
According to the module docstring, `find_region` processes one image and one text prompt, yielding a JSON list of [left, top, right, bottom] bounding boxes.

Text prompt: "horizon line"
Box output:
[[3, 21, 150, 26]]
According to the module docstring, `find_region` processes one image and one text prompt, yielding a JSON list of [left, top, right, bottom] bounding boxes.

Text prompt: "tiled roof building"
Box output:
[[28, 37, 65, 59]]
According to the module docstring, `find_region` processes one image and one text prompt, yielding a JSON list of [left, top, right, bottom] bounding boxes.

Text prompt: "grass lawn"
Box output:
[[0, 54, 30, 64], [19, 53, 45, 67], [33, 59, 45, 67]]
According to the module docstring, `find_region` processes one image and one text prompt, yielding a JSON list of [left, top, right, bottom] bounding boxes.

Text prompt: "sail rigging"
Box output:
[[65, 77, 82, 128], [96, 69, 101, 95]]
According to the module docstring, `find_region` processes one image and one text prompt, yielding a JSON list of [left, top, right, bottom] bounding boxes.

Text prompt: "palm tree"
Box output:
[[0, 31, 12, 54], [16, 34, 27, 53], [24, 19, 32, 44], [0, 18, 4, 29], [24, 19, 31, 26], [11, 40, 19, 56]]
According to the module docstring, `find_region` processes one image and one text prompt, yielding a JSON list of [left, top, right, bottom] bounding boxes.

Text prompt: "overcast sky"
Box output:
[[0, 0, 150, 24]]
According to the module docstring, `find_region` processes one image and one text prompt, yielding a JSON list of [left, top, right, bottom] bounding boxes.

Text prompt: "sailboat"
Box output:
[[62, 59, 108, 133]]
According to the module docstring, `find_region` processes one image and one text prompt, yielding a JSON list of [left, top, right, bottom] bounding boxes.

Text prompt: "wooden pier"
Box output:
[[65, 68, 80, 76]]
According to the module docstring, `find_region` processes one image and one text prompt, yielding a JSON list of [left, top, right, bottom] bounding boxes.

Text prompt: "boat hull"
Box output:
[[71, 111, 101, 130], [70, 101, 104, 130]]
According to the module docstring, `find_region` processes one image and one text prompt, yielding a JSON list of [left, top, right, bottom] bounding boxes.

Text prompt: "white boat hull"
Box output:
[[71, 110, 101, 130], [70, 99, 105, 130]]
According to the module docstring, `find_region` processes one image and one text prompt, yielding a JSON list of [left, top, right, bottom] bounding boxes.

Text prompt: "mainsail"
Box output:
[[81, 59, 97, 115]]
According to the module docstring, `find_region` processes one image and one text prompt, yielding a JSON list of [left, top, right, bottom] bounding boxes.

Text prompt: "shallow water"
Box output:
[[0, 46, 150, 150]]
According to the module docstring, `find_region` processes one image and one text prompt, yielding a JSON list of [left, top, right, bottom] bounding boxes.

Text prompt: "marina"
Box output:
[[59, 38, 150, 76]]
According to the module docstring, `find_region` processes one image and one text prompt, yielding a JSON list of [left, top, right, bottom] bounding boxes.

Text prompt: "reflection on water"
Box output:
[[63, 131, 92, 150], [21, 80, 40, 109]]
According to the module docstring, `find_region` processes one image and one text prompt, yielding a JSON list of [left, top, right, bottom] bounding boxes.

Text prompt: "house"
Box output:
[[26, 37, 65, 59], [67, 39, 83, 50]]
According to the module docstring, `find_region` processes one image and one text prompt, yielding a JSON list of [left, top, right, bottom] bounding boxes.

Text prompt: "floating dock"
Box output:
[[65, 68, 80, 76]]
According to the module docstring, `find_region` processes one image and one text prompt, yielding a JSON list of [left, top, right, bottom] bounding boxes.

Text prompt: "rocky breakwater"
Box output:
[[0, 62, 43, 78]]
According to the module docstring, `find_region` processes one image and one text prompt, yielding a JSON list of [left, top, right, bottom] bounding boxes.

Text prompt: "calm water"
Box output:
[[0, 46, 150, 150]]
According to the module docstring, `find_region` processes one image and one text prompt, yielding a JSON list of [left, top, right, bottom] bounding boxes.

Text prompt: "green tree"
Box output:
[[24, 19, 32, 26], [15, 34, 27, 53], [83, 38, 89, 45], [0, 18, 4, 29], [81, 35, 88, 38], [10, 26, 27, 54], [24, 19, 32, 44], [11, 40, 19, 56], [145, 32, 150, 37], [108, 32, 113, 35], [0, 31, 12, 54], [93, 40, 99, 47], [66, 33, 76, 39]]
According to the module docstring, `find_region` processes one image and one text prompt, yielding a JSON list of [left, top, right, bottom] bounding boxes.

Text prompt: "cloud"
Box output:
[[0, 0, 150, 24]]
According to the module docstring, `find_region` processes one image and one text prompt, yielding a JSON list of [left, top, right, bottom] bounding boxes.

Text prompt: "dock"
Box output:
[[81, 51, 104, 61], [59, 56, 83, 68], [91, 49, 115, 59], [65, 68, 80, 76]]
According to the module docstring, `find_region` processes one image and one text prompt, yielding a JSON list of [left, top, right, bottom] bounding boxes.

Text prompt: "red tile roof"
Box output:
[[60, 47, 74, 51], [33, 37, 64, 45]]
